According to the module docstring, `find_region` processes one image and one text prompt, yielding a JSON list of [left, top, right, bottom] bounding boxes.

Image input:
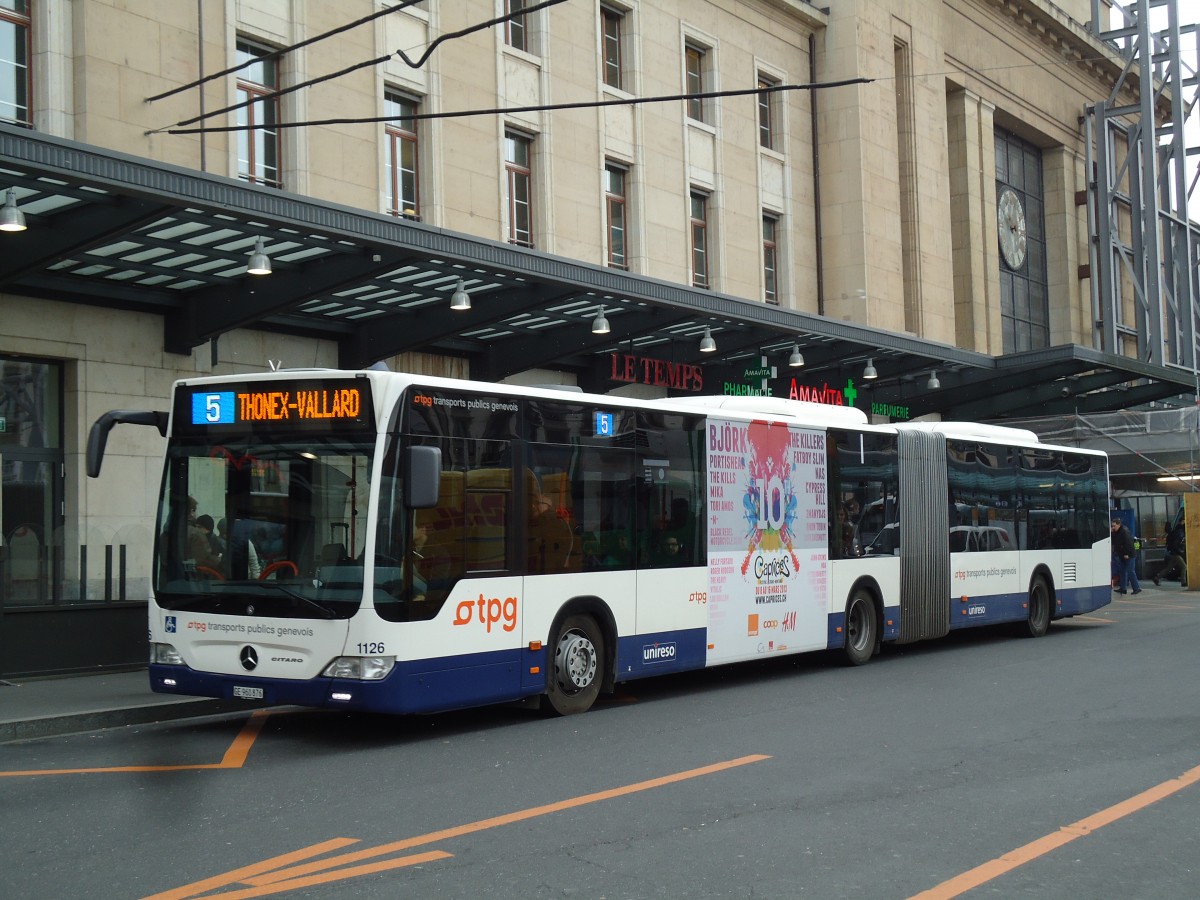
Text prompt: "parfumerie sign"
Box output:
[[609, 353, 704, 391]]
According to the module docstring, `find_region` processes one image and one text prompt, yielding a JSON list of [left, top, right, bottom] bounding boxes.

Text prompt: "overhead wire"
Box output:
[[155, 50, 1139, 137], [146, 0, 567, 135], [145, 0, 1158, 141], [161, 79, 874, 135], [145, 0, 425, 104], [394, 0, 566, 69]]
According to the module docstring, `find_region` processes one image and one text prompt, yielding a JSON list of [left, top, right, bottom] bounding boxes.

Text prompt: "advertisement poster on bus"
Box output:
[[706, 417, 829, 664]]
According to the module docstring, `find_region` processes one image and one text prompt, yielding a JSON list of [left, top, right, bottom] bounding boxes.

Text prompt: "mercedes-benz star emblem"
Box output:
[[240, 646, 259, 671]]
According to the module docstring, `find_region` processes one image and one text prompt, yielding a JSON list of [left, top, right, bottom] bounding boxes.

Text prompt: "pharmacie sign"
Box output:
[[721, 360, 777, 397], [608, 353, 704, 392]]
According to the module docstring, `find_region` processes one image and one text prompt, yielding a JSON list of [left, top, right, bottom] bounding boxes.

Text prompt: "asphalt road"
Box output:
[[3, 590, 1198, 900]]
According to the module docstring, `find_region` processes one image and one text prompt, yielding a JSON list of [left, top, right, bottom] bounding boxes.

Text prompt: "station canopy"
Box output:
[[1, 123, 1195, 421]]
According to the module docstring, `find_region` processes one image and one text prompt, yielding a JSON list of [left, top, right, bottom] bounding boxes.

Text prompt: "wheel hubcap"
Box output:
[[849, 600, 868, 650], [556, 631, 597, 692]]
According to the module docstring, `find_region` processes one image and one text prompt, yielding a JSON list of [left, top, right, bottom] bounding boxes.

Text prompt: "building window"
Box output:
[[763, 215, 778, 304], [601, 7, 623, 90], [385, 92, 420, 220], [0, 0, 31, 126], [505, 0, 528, 52], [690, 191, 709, 288], [505, 130, 534, 247], [685, 45, 707, 123], [757, 75, 778, 150], [0, 356, 64, 606], [995, 128, 1048, 352], [605, 163, 628, 269], [236, 40, 282, 188]]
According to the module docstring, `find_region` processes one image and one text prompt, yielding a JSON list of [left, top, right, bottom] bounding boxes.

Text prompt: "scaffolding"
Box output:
[[1086, 0, 1200, 388], [1007, 406, 1200, 487]]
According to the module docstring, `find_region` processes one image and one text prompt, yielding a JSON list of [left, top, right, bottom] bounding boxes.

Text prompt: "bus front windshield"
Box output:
[[154, 435, 377, 619]]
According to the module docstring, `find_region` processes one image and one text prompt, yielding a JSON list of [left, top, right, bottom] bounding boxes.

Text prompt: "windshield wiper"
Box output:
[[245, 581, 337, 619]]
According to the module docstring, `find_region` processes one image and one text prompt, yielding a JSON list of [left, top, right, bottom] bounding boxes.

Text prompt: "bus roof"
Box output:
[[168, 370, 1102, 457]]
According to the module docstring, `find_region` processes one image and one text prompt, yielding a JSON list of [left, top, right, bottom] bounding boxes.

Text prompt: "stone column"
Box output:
[[947, 88, 1000, 354], [1043, 147, 1088, 345]]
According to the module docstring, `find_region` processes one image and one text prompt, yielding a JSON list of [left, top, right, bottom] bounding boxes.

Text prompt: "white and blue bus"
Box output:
[[87, 369, 1112, 715]]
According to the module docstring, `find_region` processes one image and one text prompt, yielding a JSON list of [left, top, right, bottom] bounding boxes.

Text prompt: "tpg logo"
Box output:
[[642, 642, 677, 663], [453, 594, 518, 633]]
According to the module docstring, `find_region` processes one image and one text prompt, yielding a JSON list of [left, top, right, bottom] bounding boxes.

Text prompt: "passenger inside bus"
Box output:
[[527, 484, 574, 572], [652, 534, 689, 566], [831, 505, 858, 558], [407, 522, 430, 602]]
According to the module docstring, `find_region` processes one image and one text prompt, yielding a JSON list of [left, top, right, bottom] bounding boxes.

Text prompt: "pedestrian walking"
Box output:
[[1111, 517, 1141, 595], [1154, 520, 1187, 586]]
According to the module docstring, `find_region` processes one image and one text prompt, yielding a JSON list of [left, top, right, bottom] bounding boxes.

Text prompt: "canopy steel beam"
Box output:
[[0, 198, 173, 284], [476, 306, 697, 382], [339, 284, 570, 368], [174, 248, 428, 351]]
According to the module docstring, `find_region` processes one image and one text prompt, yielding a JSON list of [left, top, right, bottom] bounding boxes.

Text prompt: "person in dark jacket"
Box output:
[[1154, 522, 1187, 586], [1111, 517, 1141, 594]]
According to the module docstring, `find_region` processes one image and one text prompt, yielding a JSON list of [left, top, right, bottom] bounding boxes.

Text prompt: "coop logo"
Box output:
[[453, 593, 519, 633], [642, 642, 677, 663], [164, 616, 177, 634]]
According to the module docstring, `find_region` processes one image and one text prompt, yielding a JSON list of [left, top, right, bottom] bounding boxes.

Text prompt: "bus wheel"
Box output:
[[1022, 577, 1051, 638], [844, 590, 878, 666], [544, 615, 604, 715]]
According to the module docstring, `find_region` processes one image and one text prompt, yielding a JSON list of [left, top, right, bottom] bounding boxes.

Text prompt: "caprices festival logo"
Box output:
[[728, 420, 803, 583]]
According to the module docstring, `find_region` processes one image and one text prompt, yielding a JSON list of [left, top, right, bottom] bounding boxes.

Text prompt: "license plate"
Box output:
[[233, 686, 264, 700]]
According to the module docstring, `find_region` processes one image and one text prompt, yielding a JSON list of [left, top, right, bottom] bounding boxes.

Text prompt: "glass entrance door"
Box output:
[[1, 358, 63, 606]]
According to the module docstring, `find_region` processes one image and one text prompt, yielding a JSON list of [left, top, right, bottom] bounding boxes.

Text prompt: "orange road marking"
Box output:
[[140, 839, 361, 900], [0, 710, 269, 778], [151, 753, 770, 898], [219, 711, 270, 767], [910, 760, 1200, 899], [155, 852, 452, 900]]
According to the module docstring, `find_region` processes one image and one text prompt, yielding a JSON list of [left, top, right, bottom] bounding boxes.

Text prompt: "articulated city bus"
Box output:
[[87, 369, 1112, 715]]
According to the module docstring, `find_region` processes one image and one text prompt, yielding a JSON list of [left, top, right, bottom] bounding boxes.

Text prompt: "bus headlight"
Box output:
[[322, 656, 395, 681], [152, 643, 185, 665]]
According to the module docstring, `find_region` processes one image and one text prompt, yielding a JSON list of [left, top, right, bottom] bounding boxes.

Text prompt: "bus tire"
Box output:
[[543, 614, 604, 716], [1022, 577, 1051, 638], [843, 589, 878, 666]]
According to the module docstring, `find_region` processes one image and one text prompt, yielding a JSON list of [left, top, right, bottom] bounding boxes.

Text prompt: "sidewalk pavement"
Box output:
[[0, 583, 1189, 744], [0, 668, 263, 744]]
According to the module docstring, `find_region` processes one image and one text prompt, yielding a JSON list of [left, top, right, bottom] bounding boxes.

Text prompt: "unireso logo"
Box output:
[[642, 642, 677, 663]]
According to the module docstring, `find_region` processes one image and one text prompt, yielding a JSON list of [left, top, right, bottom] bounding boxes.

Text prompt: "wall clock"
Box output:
[[998, 186, 1027, 270]]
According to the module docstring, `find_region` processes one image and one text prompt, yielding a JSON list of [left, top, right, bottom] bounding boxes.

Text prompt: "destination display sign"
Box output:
[[174, 379, 374, 435]]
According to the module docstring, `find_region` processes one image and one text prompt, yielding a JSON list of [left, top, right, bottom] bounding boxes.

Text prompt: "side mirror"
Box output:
[[404, 445, 441, 508], [86, 410, 169, 477]]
